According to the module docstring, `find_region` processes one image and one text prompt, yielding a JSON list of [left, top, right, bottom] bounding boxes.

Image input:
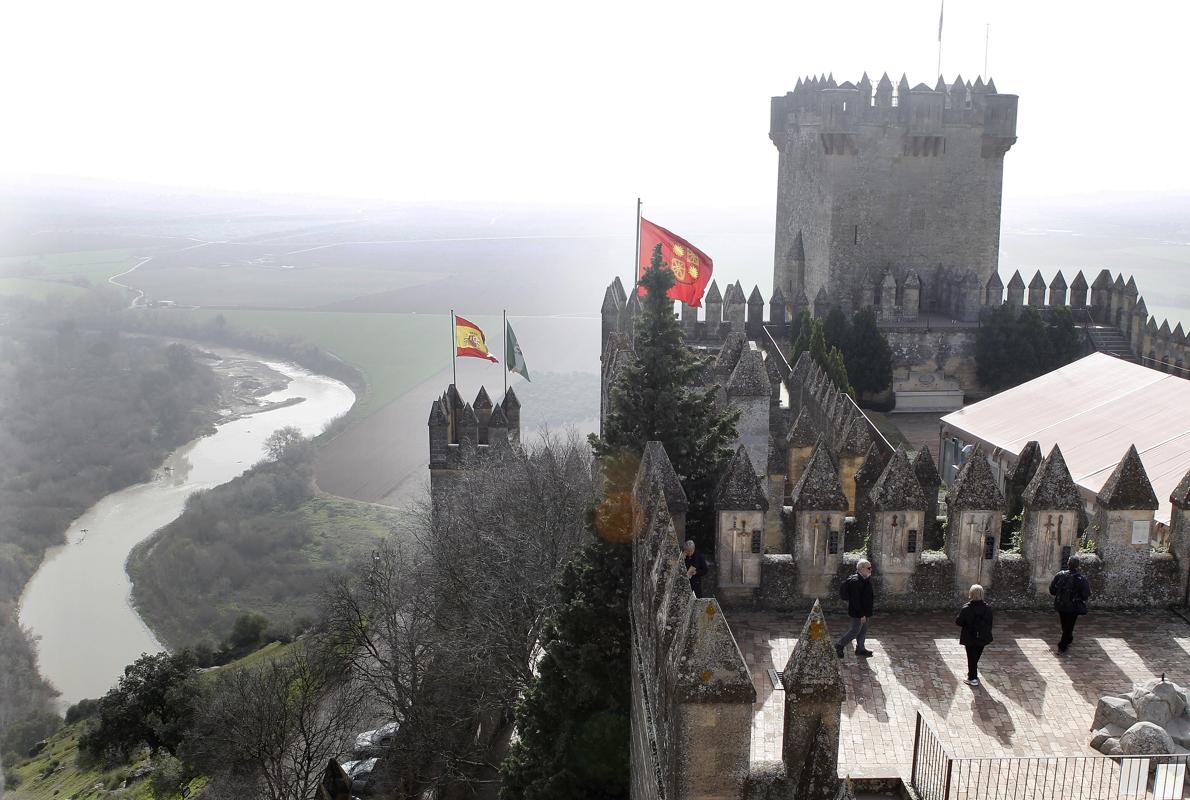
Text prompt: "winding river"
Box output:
[[17, 356, 355, 709]]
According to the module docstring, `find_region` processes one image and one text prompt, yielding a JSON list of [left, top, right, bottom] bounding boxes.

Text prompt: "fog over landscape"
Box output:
[[1, 1, 1189, 796]]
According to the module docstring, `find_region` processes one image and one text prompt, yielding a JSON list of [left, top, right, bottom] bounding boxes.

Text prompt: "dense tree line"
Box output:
[[791, 306, 895, 404], [976, 305, 1085, 390], [0, 313, 220, 757]]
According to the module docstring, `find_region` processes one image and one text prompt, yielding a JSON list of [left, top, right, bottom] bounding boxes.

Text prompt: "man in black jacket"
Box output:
[[1049, 555, 1092, 654], [684, 540, 708, 598], [836, 559, 875, 658]]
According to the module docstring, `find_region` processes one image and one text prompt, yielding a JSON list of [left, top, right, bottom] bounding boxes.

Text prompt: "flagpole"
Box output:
[[450, 309, 457, 389], [937, 0, 944, 79], [984, 23, 990, 77], [503, 309, 508, 399], [633, 197, 642, 290]]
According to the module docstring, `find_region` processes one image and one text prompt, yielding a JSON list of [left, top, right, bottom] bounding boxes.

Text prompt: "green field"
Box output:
[[178, 308, 448, 418], [131, 263, 438, 308], [0, 277, 88, 301], [0, 248, 144, 301]]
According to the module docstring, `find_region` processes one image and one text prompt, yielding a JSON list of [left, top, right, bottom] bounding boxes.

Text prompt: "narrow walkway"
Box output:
[[731, 609, 1190, 780]]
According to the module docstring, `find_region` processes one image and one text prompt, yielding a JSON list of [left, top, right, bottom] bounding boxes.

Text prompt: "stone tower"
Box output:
[[770, 73, 1018, 316]]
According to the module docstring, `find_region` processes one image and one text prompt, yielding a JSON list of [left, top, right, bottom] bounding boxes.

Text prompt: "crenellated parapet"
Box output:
[[629, 443, 755, 800], [427, 384, 522, 498]]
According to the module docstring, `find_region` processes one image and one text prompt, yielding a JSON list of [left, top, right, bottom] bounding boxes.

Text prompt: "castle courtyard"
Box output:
[[734, 608, 1190, 777]]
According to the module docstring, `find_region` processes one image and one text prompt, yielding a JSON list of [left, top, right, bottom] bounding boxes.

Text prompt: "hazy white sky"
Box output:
[[3, 1, 1188, 208]]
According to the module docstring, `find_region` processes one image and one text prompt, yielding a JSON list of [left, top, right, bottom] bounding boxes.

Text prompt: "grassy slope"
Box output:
[[3, 644, 295, 800], [3, 723, 206, 800], [177, 308, 447, 418]]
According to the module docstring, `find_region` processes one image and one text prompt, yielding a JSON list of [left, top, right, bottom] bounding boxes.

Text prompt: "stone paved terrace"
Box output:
[[732, 608, 1190, 780]]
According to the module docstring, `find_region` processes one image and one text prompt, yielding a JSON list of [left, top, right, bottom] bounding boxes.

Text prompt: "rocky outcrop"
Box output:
[[1091, 678, 1190, 757]]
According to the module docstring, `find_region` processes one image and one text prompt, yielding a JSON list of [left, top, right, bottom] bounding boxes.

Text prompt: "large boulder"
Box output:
[[1140, 678, 1188, 718], [1167, 717, 1190, 749], [1090, 724, 1126, 750], [1135, 692, 1175, 726], [1119, 721, 1175, 756], [1092, 695, 1138, 731]]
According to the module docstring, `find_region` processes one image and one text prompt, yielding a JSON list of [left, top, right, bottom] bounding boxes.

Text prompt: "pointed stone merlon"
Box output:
[[1020, 444, 1082, 593], [727, 348, 774, 479], [782, 600, 845, 799], [1069, 271, 1089, 308], [945, 446, 1005, 591], [671, 598, 755, 800], [1170, 467, 1190, 600], [868, 446, 927, 593], [501, 387, 521, 444], [715, 446, 769, 591], [634, 441, 690, 541], [601, 279, 626, 353], [1005, 440, 1043, 518], [791, 443, 848, 596], [1093, 445, 1160, 600]]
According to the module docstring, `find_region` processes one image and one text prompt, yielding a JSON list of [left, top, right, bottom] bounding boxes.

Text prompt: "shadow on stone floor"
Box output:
[[977, 637, 1050, 718], [969, 688, 1016, 746]]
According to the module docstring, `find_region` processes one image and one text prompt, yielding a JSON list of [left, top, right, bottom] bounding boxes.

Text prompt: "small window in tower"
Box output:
[[751, 530, 763, 554], [984, 535, 996, 560], [842, 101, 848, 112], [853, 225, 859, 245], [828, 531, 839, 555], [907, 530, 918, 553]]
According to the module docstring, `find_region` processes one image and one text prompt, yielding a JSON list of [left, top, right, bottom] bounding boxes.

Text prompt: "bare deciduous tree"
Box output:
[[322, 431, 595, 798], [187, 643, 365, 800]]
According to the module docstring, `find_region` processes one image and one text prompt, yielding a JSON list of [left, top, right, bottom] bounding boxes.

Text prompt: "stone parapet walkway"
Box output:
[[730, 608, 1190, 780]]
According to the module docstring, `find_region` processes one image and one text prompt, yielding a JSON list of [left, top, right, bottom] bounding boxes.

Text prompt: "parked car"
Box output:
[[352, 721, 400, 758], [341, 757, 380, 796]]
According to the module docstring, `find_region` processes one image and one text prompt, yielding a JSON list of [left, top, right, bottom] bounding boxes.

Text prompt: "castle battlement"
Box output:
[[771, 73, 1017, 151]]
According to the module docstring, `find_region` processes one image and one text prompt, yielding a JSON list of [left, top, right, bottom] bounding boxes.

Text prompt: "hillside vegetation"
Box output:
[[0, 308, 221, 750], [129, 438, 391, 650]]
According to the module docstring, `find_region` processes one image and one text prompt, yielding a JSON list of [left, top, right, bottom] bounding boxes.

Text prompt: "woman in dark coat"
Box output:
[[956, 584, 993, 687]]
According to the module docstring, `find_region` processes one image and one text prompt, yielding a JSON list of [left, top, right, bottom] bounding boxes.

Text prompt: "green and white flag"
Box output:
[[505, 320, 530, 381]]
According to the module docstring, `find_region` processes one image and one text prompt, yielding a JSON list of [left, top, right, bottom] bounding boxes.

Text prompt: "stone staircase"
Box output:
[[1086, 325, 1138, 363]]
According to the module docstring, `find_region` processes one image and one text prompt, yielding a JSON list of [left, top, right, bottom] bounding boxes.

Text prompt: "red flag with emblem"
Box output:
[[638, 218, 713, 308]]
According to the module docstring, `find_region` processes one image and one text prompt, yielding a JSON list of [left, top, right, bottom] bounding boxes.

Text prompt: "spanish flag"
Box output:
[[455, 315, 499, 362], [638, 218, 713, 308]]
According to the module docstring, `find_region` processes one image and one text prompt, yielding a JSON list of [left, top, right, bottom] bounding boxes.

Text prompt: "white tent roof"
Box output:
[[940, 352, 1190, 525]]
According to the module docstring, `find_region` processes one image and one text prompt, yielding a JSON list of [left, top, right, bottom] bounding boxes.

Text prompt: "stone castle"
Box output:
[[425, 71, 1190, 800]]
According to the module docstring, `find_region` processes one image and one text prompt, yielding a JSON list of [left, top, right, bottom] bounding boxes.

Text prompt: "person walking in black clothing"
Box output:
[[1049, 555, 1091, 653], [836, 559, 875, 658], [683, 540, 708, 598], [956, 584, 993, 687]]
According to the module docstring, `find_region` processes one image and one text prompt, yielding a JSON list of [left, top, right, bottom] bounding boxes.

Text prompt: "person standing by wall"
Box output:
[[956, 584, 994, 687], [836, 559, 875, 658], [1049, 555, 1091, 653], [683, 540, 708, 598]]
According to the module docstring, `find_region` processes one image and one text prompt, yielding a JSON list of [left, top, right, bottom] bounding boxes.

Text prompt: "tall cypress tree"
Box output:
[[591, 244, 739, 550], [503, 248, 738, 800], [845, 308, 892, 401]]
